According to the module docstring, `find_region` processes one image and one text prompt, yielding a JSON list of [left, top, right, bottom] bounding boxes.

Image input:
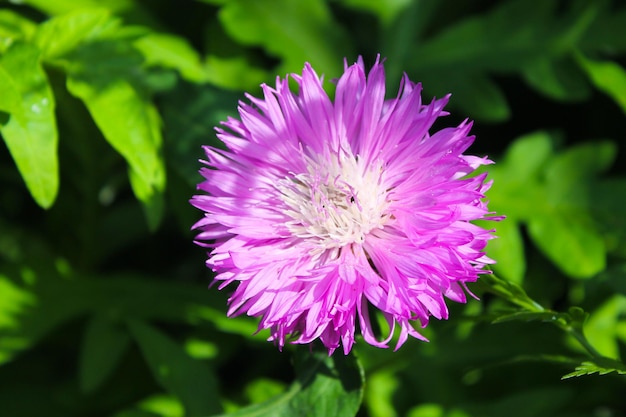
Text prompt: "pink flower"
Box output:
[[191, 57, 499, 355]]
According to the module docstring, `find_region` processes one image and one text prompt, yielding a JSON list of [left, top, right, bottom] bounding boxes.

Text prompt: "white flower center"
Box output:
[[278, 151, 391, 250]]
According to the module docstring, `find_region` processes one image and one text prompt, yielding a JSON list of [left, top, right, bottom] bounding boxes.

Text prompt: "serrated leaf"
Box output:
[[134, 33, 207, 83], [218, 0, 352, 76], [214, 349, 364, 417], [491, 310, 564, 325], [576, 52, 626, 115], [562, 360, 626, 379], [79, 313, 131, 393], [475, 273, 544, 313], [0, 43, 59, 209], [128, 320, 222, 417]]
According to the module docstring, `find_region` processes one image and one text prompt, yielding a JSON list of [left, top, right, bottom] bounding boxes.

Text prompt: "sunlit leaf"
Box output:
[[477, 216, 525, 283], [584, 295, 626, 359], [364, 370, 398, 417], [34, 8, 118, 59], [528, 211, 605, 279], [213, 349, 364, 417], [339, 0, 412, 26], [128, 320, 222, 416], [134, 33, 207, 83], [204, 55, 269, 91], [0, 43, 58, 208], [576, 52, 626, 115], [21, 0, 133, 15], [0, 9, 37, 52], [562, 359, 626, 379]]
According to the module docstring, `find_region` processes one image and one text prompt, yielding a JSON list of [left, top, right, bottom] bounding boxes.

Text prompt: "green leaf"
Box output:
[[491, 310, 564, 325], [474, 273, 544, 313], [0, 9, 37, 52], [522, 56, 591, 101], [576, 52, 626, 116], [584, 295, 626, 359], [0, 275, 36, 338], [214, 349, 364, 417], [0, 43, 59, 209], [133, 33, 207, 83], [128, 320, 222, 417], [204, 55, 269, 91], [66, 44, 166, 227], [160, 82, 240, 186], [218, 0, 353, 76], [339, 0, 412, 26], [79, 313, 131, 393], [501, 131, 554, 182], [22, 0, 133, 15], [476, 216, 525, 284], [419, 71, 509, 121], [34, 8, 118, 59], [380, 0, 440, 87], [409, 0, 558, 73], [528, 211, 605, 279], [562, 359, 626, 379]]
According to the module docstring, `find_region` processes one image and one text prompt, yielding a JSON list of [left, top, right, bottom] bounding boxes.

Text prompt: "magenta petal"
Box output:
[[191, 55, 501, 355]]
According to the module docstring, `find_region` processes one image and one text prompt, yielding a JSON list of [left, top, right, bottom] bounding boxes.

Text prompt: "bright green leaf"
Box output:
[[562, 359, 626, 379], [128, 320, 222, 416], [79, 313, 131, 393], [528, 211, 605, 279], [213, 349, 364, 417], [576, 52, 626, 115], [22, 0, 133, 15], [0, 275, 36, 332], [204, 55, 269, 91], [0, 43, 59, 208], [501, 131, 554, 182], [339, 0, 412, 26], [584, 295, 626, 359], [34, 8, 118, 59], [134, 33, 207, 83], [476, 216, 525, 284], [0, 10, 37, 52], [364, 370, 398, 417]]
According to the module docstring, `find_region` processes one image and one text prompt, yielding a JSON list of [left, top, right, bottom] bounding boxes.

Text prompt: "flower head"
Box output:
[[191, 57, 499, 355]]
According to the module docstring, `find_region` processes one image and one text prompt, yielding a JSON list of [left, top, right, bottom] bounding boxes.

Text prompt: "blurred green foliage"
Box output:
[[1, 0, 626, 416]]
